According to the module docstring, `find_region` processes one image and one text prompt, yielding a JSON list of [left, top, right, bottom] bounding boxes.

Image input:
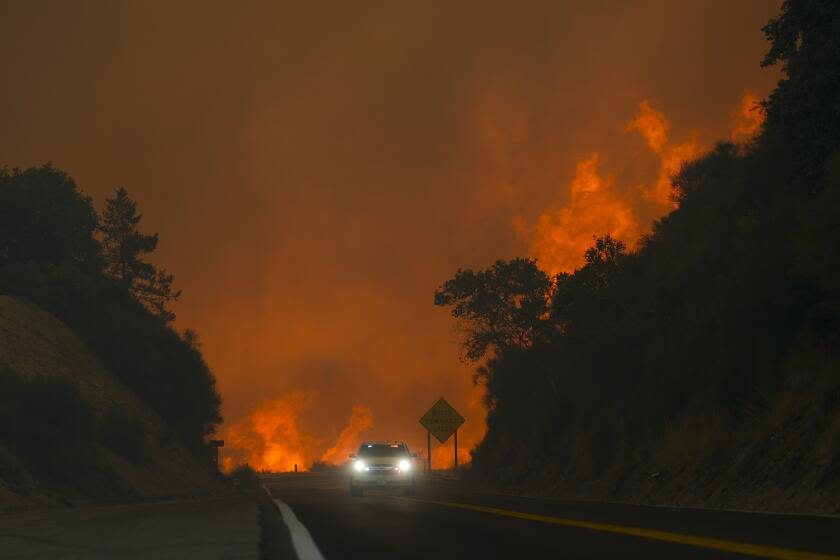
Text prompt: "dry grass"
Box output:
[[0, 295, 222, 507]]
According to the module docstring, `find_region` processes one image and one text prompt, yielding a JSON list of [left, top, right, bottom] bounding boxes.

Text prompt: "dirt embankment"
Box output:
[[474, 391, 840, 515], [0, 295, 225, 509]]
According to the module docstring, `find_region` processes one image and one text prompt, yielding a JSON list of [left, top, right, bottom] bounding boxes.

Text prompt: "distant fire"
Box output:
[[319, 405, 374, 464], [524, 94, 760, 276], [626, 101, 703, 210], [220, 392, 374, 472], [221, 92, 766, 472], [220, 391, 317, 472], [528, 152, 640, 275], [430, 438, 474, 469]]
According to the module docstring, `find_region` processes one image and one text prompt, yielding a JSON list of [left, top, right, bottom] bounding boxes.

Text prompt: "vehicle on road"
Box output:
[[349, 441, 417, 497]]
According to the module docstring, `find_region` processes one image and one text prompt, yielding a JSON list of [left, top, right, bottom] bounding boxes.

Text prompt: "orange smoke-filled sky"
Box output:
[[0, 1, 779, 469]]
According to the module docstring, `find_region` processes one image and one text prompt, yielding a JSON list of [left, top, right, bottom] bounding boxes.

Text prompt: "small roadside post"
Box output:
[[209, 439, 224, 469], [419, 398, 465, 473]]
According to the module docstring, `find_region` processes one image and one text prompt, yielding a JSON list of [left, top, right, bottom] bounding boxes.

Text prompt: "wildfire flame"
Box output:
[[220, 391, 317, 472], [625, 100, 703, 210], [529, 153, 640, 275], [525, 100, 705, 275], [626, 100, 670, 154], [220, 392, 374, 472], [430, 438, 474, 469], [319, 405, 374, 464]]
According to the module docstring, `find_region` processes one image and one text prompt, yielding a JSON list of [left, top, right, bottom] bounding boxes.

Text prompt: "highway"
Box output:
[[263, 472, 840, 560]]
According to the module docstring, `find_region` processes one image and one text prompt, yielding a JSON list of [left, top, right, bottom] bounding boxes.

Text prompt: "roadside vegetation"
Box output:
[[435, 0, 840, 512], [229, 464, 261, 492], [0, 366, 153, 496], [0, 170, 221, 451], [0, 295, 223, 503]]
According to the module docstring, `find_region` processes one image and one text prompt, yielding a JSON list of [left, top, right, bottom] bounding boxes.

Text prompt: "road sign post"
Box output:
[[427, 429, 431, 472], [419, 398, 465, 472], [454, 428, 458, 470]]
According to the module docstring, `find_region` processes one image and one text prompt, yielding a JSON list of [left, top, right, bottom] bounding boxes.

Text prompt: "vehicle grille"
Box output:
[[368, 464, 399, 475]]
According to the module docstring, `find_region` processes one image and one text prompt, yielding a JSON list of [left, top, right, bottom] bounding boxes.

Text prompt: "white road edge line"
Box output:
[[263, 484, 326, 560]]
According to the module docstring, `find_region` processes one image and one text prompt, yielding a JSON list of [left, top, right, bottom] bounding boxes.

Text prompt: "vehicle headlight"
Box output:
[[398, 459, 411, 471], [353, 460, 366, 472]]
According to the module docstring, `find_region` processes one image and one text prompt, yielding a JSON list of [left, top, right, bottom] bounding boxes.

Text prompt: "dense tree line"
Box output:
[[436, 0, 840, 484], [0, 168, 220, 449]]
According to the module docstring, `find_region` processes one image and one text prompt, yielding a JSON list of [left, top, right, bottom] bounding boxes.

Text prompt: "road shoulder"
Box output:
[[0, 494, 261, 559]]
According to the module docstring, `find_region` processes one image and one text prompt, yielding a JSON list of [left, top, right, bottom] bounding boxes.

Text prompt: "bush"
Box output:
[[229, 464, 260, 491], [99, 407, 150, 464], [0, 368, 96, 477]]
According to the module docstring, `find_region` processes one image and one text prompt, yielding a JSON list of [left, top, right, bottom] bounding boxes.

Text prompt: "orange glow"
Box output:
[[0, 3, 781, 487], [221, 391, 317, 472], [220, 455, 235, 473], [653, 136, 703, 208], [528, 153, 640, 276], [730, 90, 766, 144], [524, 101, 705, 275], [319, 405, 374, 464], [221, 92, 766, 470], [626, 101, 703, 210], [220, 393, 375, 472], [431, 437, 475, 470], [626, 101, 670, 154]]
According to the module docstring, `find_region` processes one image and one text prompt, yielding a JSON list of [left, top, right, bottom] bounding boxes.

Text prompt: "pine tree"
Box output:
[[100, 187, 180, 322]]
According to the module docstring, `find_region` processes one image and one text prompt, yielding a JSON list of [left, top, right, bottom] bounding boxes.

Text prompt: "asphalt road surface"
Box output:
[[263, 472, 840, 560], [0, 494, 259, 559]]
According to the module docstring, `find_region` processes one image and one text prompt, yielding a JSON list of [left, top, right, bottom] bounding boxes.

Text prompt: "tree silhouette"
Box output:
[[761, 0, 840, 178], [0, 164, 100, 270], [434, 258, 552, 362], [100, 187, 180, 322]]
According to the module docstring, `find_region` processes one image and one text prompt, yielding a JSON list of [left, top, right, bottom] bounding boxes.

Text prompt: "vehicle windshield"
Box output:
[[358, 444, 407, 457]]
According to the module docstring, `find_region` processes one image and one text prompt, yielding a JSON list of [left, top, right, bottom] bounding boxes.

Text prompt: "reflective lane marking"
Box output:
[[400, 498, 840, 560], [263, 485, 326, 560]]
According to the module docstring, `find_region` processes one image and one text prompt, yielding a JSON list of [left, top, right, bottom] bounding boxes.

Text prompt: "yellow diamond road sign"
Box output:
[[420, 398, 465, 444]]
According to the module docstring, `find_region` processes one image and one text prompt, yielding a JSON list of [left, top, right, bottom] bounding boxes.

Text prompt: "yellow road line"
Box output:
[[401, 498, 839, 560]]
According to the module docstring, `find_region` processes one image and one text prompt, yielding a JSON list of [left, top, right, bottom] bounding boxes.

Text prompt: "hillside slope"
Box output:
[[0, 295, 223, 508], [475, 388, 840, 515]]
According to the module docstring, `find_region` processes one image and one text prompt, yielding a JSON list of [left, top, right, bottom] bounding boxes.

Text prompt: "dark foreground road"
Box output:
[[263, 472, 840, 560], [0, 494, 259, 559]]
